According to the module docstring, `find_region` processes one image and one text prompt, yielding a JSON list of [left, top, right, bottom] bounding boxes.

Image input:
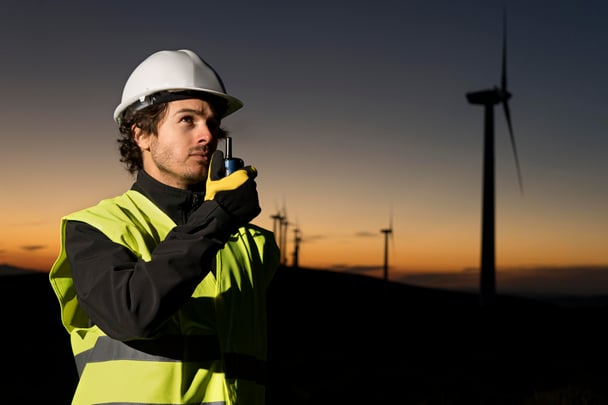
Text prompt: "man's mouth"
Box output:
[[189, 147, 211, 160]]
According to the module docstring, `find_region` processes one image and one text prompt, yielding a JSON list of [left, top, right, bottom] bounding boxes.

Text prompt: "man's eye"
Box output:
[[180, 115, 194, 123]]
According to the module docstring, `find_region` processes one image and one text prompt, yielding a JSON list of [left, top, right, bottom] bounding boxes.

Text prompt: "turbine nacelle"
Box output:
[[466, 87, 511, 106]]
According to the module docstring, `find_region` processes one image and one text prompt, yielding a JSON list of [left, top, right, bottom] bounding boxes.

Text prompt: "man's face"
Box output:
[[135, 98, 221, 189]]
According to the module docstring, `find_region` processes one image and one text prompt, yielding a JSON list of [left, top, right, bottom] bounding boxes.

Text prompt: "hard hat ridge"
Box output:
[[113, 49, 243, 124]]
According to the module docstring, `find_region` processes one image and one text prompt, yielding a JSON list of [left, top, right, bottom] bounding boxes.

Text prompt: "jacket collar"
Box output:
[[131, 170, 205, 225]]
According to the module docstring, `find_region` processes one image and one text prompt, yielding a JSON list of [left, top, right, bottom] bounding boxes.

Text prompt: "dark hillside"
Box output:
[[0, 273, 78, 403], [2, 268, 608, 404], [266, 266, 608, 404]]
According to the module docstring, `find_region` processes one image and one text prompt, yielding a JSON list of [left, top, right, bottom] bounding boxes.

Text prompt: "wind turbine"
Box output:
[[291, 224, 302, 268], [270, 211, 283, 240], [270, 201, 290, 265], [278, 205, 291, 266], [466, 11, 524, 307], [270, 210, 284, 252], [380, 211, 394, 285]]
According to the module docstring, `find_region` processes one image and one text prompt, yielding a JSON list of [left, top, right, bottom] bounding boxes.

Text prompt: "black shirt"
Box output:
[[66, 170, 234, 341]]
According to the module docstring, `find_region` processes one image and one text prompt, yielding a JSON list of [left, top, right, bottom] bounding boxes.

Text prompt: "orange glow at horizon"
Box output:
[[2, 190, 607, 276]]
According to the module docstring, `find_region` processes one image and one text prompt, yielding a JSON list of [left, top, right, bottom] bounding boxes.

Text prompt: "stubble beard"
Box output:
[[151, 146, 209, 187]]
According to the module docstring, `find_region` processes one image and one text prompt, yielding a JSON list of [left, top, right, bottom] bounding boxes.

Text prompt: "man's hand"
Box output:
[[204, 150, 261, 225]]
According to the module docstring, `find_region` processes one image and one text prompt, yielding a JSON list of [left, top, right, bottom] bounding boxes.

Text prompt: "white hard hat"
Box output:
[[113, 49, 243, 124]]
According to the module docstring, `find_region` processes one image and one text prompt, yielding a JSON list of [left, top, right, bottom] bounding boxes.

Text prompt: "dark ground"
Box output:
[[2, 267, 608, 404]]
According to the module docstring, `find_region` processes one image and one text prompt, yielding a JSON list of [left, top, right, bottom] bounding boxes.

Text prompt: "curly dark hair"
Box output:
[[116, 100, 228, 174], [117, 103, 167, 174]]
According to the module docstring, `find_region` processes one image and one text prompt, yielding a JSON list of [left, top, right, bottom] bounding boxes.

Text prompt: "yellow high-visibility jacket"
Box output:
[[50, 190, 279, 405]]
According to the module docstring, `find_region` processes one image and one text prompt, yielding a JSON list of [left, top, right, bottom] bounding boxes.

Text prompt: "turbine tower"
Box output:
[[466, 12, 523, 307]]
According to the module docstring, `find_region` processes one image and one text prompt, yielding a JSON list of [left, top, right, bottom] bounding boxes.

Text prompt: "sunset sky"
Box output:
[[1, 0, 606, 295]]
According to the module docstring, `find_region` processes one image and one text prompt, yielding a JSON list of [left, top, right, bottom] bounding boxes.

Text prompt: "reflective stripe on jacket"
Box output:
[[49, 190, 279, 405]]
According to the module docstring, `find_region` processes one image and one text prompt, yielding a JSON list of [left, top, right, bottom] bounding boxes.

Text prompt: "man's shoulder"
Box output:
[[66, 190, 156, 222]]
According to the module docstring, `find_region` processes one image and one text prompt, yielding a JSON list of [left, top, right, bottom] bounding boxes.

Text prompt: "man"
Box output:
[[49, 49, 280, 405]]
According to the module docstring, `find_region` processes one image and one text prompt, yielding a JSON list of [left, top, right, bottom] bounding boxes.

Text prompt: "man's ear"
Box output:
[[133, 125, 151, 151]]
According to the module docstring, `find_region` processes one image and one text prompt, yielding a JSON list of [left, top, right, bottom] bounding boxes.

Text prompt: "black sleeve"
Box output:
[[67, 200, 235, 341]]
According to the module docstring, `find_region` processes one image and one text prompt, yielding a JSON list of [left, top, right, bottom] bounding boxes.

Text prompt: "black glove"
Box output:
[[204, 150, 261, 226]]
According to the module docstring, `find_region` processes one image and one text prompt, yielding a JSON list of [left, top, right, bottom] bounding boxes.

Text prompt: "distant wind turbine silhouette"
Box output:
[[270, 212, 283, 238], [270, 203, 290, 265], [270, 210, 284, 250], [380, 211, 394, 285], [466, 11, 524, 307], [291, 223, 302, 268], [280, 206, 291, 266]]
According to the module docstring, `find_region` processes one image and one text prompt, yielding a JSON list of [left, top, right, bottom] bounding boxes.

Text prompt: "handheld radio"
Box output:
[[223, 137, 244, 176]]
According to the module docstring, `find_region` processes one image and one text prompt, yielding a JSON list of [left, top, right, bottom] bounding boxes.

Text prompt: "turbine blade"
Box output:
[[388, 207, 395, 248], [501, 9, 508, 92], [500, 8, 523, 195], [503, 100, 524, 195]]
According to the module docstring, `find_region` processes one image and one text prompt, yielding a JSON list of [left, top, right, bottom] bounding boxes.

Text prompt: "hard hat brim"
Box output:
[[113, 87, 243, 124]]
